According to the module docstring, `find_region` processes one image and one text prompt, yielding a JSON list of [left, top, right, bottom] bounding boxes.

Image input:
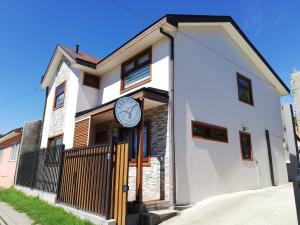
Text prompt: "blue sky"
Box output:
[[0, 0, 299, 134]]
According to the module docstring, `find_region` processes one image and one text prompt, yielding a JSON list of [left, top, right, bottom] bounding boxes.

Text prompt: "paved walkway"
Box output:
[[162, 183, 297, 225], [0, 202, 33, 225]]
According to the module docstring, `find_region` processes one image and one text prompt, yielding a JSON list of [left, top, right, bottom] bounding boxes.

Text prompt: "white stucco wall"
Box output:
[[98, 37, 170, 104], [76, 71, 99, 113], [40, 60, 80, 149], [173, 25, 288, 204]]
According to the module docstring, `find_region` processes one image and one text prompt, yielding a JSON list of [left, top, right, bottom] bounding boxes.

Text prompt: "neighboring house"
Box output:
[[40, 14, 289, 206], [0, 128, 22, 188]]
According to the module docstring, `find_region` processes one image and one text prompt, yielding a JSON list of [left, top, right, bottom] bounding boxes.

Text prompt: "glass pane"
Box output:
[[143, 124, 149, 158], [239, 87, 251, 103], [85, 74, 99, 88], [124, 61, 135, 73], [54, 137, 62, 146], [241, 135, 251, 159], [193, 123, 227, 142], [238, 78, 250, 89], [124, 64, 150, 88], [56, 94, 64, 107], [138, 54, 150, 65], [56, 85, 64, 95]]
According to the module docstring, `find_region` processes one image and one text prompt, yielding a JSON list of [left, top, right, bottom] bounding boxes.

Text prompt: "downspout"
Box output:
[[160, 28, 176, 205]]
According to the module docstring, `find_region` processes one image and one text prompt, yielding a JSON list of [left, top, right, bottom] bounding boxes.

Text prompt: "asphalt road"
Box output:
[[161, 183, 297, 225]]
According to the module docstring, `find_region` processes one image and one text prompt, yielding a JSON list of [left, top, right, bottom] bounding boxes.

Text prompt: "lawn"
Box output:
[[0, 188, 93, 225]]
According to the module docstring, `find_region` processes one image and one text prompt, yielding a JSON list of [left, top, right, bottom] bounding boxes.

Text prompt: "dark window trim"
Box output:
[[47, 134, 64, 149], [191, 120, 228, 143], [237, 73, 254, 106], [53, 81, 66, 110], [120, 47, 152, 94], [239, 131, 253, 161], [46, 134, 64, 166], [118, 121, 151, 166], [83, 73, 100, 89]]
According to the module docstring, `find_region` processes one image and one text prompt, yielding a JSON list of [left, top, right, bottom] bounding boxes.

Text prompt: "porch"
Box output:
[[74, 87, 170, 204]]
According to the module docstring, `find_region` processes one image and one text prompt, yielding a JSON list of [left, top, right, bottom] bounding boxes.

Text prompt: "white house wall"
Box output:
[[40, 60, 80, 149], [173, 25, 288, 204], [98, 37, 170, 104], [76, 71, 99, 112]]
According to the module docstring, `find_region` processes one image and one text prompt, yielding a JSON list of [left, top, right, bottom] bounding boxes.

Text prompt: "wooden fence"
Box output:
[[56, 140, 129, 223]]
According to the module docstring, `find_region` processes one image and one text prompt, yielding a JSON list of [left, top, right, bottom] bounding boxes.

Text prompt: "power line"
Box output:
[[0, 87, 41, 109], [108, 0, 288, 94]]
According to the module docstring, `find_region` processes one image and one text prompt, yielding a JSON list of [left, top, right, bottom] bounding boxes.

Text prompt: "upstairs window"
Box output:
[[83, 73, 100, 89], [121, 48, 151, 92], [237, 73, 254, 106], [9, 143, 19, 161], [192, 121, 228, 143], [54, 82, 65, 110], [239, 132, 252, 160]]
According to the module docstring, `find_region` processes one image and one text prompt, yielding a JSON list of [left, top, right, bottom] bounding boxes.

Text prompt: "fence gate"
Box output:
[[57, 141, 129, 225]]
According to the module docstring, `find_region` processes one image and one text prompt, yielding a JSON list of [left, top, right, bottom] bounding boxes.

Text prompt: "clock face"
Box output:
[[114, 97, 141, 128]]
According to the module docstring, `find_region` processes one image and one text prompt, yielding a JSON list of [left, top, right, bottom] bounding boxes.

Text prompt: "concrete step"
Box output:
[[140, 209, 179, 225], [141, 201, 170, 212]]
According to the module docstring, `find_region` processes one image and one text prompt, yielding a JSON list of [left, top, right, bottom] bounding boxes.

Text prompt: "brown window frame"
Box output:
[[118, 121, 151, 166], [46, 134, 64, 166], [191, 121, 228, 143], [237, 73, 254, 106], [83, 73, 100, 89], [53, 82, 66, 110], [120, 47, 152, 93], [239, 131, 253, 161]]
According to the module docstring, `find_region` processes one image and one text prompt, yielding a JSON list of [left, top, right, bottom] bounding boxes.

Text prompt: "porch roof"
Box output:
[[75, 87, 168, 120]]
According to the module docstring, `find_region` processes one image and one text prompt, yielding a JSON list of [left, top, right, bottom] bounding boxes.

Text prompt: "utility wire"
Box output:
[[0, 87, 41, 109], [108, 0, 289, 95]]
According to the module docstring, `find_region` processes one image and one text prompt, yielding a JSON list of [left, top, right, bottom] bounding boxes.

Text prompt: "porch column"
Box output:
[[136, 98, 144, 203]]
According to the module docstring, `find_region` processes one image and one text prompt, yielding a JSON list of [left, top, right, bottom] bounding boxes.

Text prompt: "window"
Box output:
[[0, 148, 3, 161], [46, 135, 63, 166], [54, 82, 65, 109], [121, 48, 151, 92], [9, 143, 19, 161], [192, 121, 228, 143], [239, 132, 252, 160], [119, 121, 151, 165], [83, 73, 100, 89], [237, 73, 254, 105]]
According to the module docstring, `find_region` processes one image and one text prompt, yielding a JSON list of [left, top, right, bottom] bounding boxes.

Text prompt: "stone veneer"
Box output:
[[93, 104, 170, 202]]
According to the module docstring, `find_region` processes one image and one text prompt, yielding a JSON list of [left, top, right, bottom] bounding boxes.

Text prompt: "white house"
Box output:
[[40, 14, 289, 208]]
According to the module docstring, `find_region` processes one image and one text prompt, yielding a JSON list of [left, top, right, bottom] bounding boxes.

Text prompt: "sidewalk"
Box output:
[[0, 202, 33, 225]]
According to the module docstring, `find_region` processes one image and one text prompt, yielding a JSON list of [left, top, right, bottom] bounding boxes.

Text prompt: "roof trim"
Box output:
[[95, 14, 289, 94], [76, 87, 169, 118], [40, 44, 99, 86], [0, 127, 22, 144]]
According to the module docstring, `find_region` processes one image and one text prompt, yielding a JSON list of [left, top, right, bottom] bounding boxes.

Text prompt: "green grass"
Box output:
[[0, 188, 93, 225]]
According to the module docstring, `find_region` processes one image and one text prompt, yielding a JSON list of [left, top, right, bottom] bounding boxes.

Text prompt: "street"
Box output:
[[161, 183, 297, 225]]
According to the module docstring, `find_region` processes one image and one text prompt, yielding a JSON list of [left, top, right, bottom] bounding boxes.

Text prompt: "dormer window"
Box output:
[[54, 82, 65, 110], [121, 48, 152, 93]]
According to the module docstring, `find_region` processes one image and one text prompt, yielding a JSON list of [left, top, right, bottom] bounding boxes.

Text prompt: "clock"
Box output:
[[114, 97, 142, 128]]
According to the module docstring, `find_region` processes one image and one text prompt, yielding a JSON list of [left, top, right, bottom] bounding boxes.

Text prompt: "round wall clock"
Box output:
[[114, 97, 142, 128]]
